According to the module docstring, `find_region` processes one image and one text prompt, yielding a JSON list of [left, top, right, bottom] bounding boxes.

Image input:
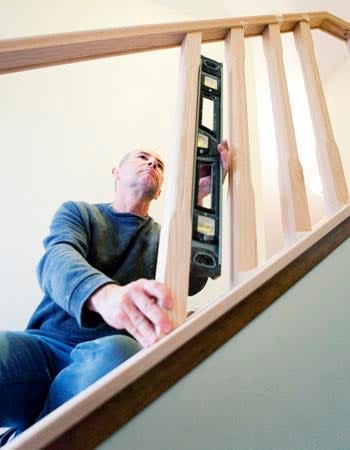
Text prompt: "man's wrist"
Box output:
[[86, 283, 117, 313]]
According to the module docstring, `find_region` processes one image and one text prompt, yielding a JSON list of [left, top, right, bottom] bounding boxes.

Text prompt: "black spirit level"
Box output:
[[191, 55, 223, 280]]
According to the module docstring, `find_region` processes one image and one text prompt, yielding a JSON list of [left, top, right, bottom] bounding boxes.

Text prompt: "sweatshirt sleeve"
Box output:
[[36, 201, 116, 327]]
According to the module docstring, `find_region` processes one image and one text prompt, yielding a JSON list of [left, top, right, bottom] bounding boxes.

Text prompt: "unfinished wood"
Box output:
[[319, 12, 350, 41], [155, 32, 201, 328], [8, 204, 350, 450], [225, 27, 258, 278], [263, 23, 311, 240], [0, 12, 348, 74], [294, 21, 349, 214]]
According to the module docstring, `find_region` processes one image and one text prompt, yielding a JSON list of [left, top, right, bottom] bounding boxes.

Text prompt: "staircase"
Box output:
[[1, 11, 349, 449]]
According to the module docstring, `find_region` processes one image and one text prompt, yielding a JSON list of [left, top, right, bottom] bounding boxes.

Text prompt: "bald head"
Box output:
[[118, 152, 131, 167]]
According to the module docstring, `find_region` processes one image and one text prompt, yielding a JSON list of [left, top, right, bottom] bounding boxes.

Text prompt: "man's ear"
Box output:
[[112, 167, 119, 180], [154, 189, 162, 200]]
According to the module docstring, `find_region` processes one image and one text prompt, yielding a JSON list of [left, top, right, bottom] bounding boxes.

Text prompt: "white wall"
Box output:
[[1, 0, 349, 330], [0, 0, 188, 330]]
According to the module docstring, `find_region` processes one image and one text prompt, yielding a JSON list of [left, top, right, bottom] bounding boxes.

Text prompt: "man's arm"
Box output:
[[37, 201, 115, 326], [37, 201, 173, 347]]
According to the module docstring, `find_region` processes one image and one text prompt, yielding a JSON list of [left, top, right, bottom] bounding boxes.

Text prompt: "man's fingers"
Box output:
[[132, 290, 173, 334], [217, 140, 230, 179], [92, 281, 174, 347], [117, 307, 153, 347], [218, 139, 229, 151], [123, 298, 157, 345], [123, 281, 174, 344], [141, 279, 173, 310]]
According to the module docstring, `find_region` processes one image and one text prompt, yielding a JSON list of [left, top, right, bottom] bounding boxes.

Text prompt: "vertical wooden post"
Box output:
[[225, 27, 258, 283], [262, 23, 311, 244], [294, 21, 349, 213], [156, 32, 201, 328]]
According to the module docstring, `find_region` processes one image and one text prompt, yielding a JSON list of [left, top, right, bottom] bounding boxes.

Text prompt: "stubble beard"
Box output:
[[129, 174, 160, 200]]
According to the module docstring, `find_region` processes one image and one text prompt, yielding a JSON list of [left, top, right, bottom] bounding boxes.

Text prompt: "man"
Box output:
[[0, 141, 229, 443]]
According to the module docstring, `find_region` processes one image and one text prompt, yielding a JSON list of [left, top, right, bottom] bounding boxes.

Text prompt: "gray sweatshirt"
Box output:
[[26, 201, 206, 344]]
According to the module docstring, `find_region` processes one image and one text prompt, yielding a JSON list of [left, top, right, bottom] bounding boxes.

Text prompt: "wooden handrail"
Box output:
[[0, 12, 349, 75]]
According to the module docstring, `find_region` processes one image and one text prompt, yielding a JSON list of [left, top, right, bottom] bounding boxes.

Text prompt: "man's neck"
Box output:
[[111, 192, 150, 217]]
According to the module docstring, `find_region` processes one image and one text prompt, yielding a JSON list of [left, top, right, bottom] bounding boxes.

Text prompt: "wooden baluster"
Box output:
[[294, 20, 349, 213], [156, 32, 201, 328], [262, 23, 311, 244], [225, 27, 258, 283]]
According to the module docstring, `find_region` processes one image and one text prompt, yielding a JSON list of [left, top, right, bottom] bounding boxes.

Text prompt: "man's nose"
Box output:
[[147, 159, 157, 168]]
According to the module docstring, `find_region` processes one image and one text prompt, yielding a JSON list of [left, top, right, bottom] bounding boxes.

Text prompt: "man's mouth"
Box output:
[[140, 168, 156, 176]]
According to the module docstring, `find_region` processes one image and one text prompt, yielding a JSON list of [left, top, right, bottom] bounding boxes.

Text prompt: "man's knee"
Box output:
[[0, 332, 53, 429], [0, 331, 15, 360], [36, 335, 141, 418], [73, 334, 141, 370], [0, 332, 9, 362], [50, 335, 141, 401], [87, 334, 141, 362], [0, 331, 24, 374], [97, 335, 142, 360]]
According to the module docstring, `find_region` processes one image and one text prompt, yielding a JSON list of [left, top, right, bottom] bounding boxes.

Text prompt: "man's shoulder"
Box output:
[[149, 217, 160, 231], [56, 201, 160, 230], [54, 201, 109, 224], [58, 200, 106, 214]]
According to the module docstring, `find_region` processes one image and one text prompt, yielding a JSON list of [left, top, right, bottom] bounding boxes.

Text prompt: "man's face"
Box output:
[[114, 149, 164, 199]]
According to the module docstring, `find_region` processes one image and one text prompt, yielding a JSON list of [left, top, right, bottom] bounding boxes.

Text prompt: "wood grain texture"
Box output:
[[263, 23, 311, 239], [225, 27, 258, 277], [40, 215, 350, 450], [319, 12, 350, 41], [294, 21, 349, 214], [0, 12, 348, 74], [155, 32, 201, 328]]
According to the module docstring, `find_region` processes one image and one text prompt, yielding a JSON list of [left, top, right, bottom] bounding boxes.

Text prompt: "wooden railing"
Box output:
[[2, 11, 350, 450], [0, 11, 349, 74]]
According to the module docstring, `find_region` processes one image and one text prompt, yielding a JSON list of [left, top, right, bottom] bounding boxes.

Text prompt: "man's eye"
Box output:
[[157, 163, 163, 170], [138, 155, 147, 160]]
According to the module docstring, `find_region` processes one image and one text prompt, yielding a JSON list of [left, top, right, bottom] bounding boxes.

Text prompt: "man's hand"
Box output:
[[198, 140, 230, 205], [86, 280, 173, 348]]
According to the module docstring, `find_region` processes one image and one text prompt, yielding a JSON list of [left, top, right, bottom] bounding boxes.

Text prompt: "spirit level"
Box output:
[[191, 55, 223, 280]]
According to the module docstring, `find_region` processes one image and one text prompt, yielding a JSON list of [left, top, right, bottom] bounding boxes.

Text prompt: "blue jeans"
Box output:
[[0, 331, 141, 434]]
